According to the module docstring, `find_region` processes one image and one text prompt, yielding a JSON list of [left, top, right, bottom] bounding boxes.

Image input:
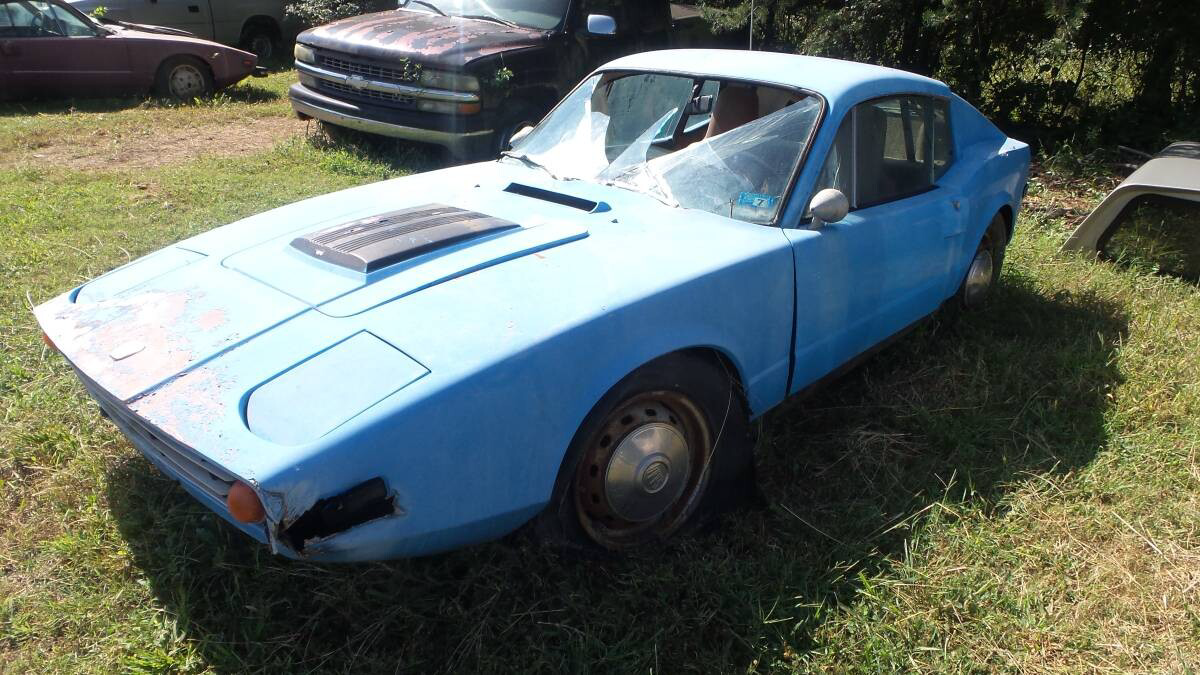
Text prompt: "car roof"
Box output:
[[599, 49, 950, 102], [1062, 142, 1200, 252]]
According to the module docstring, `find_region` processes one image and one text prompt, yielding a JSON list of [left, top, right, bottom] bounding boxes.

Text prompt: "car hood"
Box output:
[[33, 162, 620, 403], [298, 9, 545, 69]]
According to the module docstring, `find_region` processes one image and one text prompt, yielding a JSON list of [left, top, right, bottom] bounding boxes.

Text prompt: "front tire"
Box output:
[[155, 56, 214, 101], [535, 352, 752, 552]]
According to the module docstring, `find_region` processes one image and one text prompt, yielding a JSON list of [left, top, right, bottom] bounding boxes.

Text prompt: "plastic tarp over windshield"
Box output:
[[510, 72, 821, 224]]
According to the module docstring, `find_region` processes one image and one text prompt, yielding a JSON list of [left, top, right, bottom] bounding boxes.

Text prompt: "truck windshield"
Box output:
[[398, 0, 569, 30], [507, 71, 822, 225]]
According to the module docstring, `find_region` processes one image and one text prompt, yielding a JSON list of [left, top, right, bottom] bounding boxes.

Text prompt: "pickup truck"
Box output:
[[288, 0, 713, 157], [67, 0, 287, 58]]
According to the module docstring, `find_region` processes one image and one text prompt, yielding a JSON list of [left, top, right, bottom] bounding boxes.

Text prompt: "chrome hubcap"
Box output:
[[964, 248, 994, 306], [604, 422, 691, 522], [170, 65, 204, 98], [574, 393, 711, 547]]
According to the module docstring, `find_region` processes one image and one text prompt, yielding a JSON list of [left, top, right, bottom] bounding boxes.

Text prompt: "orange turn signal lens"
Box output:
[[41, 332, 57, 352], [457, 102, 482, 115], [227, 481, 266, 524]]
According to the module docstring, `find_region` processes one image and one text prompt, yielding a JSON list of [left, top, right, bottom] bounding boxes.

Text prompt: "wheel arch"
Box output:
[[241, 15, 281, 40]]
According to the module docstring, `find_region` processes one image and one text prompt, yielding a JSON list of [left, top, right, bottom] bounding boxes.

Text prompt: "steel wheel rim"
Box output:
[[574, 391, 711, 548], [964, 247, 994, 306], [169, 64, 205, 98]]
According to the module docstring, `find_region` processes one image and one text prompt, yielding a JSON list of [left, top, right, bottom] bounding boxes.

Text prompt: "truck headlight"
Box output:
[[294, 43, 316, 64], [418, 69, 479, 92]]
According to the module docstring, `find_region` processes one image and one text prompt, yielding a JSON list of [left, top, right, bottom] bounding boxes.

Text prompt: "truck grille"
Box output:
[[319, 79, 416, 107], [78, 370, 236, 504], [319, 53, 420, 84]]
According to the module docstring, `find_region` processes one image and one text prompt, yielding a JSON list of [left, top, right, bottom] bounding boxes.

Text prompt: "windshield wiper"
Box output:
[[459, 14, 519, 28], [500, 151, 565, 181], [404, 1, 447, 17]]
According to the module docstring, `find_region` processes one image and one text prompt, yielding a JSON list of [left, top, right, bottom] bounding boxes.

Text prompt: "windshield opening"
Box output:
[[398, 0, 569, 30], [507, 71, 822, 224]]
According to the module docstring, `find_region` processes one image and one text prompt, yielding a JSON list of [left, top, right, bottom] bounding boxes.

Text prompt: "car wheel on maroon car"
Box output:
[[953, 213, 1008, 309], [156, 56, 214, 101], [534, 352, 754, 553]]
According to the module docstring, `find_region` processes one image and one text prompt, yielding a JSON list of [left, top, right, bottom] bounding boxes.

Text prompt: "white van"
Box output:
[[67, 0, 287, 58]]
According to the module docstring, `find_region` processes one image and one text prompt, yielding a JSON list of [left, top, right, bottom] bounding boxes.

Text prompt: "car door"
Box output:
[[137, 0, 213, 38], [784, 95, 963, 393], [1, 1, 132, 96]]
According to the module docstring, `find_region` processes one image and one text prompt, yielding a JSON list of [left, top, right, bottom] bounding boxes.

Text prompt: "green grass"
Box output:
[[2, 90, 1199, 673]]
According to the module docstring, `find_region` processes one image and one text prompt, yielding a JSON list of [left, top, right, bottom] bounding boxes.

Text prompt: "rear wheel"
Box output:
[[954, 213, 1008, 309], [536, 352, 753, 552], [155, 56, 213, 100], [239, 22, 278, 60]]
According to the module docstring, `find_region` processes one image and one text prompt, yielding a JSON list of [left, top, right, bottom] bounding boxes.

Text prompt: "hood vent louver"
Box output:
[[291, 204, 520, 273], [504, 183, 608, 213]]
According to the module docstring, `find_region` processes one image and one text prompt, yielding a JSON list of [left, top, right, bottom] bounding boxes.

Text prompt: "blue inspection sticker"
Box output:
[[737, 192, 780, 209]]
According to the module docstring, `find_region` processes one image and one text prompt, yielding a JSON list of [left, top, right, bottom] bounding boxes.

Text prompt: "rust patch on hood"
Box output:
[[129, 365, 231, 457], [301, 10, 544, 69], [40, 290, 199, 402]]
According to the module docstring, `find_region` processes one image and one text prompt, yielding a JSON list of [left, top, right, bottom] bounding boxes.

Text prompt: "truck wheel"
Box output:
[[534, 352, 753, 553], [155, 56, 214, 100], [492, 103, 541, 157], [240, 22, 278, 61]]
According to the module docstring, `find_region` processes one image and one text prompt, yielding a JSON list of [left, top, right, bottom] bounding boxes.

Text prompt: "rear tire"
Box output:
[[239, 22, 278, 60], [953, 213, 1008, 309], [155, 56, 214, 100], [534, 352, 753, 553], [491, 102, 541, 157]]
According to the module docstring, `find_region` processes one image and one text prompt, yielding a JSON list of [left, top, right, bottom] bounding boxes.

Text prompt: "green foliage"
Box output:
[[284, 0, 394, 28], [88, 6, 107, 19], [699, 0, 1200, 148]]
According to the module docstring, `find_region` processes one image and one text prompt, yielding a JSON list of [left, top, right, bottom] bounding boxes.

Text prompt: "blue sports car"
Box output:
[[34, 49, 1029, 560]]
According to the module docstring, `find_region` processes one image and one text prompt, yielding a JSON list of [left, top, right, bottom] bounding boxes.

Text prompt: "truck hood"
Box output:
[[299, 9, 545, 69]]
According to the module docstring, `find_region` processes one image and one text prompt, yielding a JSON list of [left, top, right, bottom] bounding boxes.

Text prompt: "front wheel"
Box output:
[[155, 56, 214, 101], [536, 352, 752, 552]]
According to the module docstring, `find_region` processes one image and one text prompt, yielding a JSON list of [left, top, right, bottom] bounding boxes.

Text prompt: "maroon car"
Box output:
[[0, 0, 264, 101]]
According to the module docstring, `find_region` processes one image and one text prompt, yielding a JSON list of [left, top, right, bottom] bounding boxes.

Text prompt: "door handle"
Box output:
[[188, 4, 200, 12], [0, 41, 18, 56]]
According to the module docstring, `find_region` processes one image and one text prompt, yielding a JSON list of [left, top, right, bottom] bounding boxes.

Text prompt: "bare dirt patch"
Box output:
[[6, 115, 309, 171]]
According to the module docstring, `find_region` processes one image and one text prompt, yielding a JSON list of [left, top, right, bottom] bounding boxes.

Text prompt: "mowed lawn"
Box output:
[[1, 74, 1198, 674]]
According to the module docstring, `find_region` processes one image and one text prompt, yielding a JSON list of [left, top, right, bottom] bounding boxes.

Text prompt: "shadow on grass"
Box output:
[[0, 84, 282, 118], [104, 273, 1127, 672], [301, 121, 457, 172]]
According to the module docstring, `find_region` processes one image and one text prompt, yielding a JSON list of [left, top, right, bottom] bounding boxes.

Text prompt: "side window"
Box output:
[[812, 114, 854, 203], [0, 4, 14, 38], [47, 4, 95, 37], [855, 96, 934, 206], [932, 98, 953, 179]]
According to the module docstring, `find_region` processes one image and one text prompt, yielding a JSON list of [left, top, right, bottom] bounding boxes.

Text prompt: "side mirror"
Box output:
[[508, 125, 534, 148], [585, 14, 617, 36], [809, 188, 849, 228]]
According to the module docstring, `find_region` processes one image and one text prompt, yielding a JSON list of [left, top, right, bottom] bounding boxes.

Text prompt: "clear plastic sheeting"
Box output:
[[507, 72, 820, 224]]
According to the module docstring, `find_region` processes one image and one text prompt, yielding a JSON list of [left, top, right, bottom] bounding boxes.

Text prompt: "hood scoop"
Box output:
[[290, 203, 520, 273]]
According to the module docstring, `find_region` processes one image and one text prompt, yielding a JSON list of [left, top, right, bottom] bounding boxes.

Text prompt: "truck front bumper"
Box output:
[[288, 83, 495, 157]]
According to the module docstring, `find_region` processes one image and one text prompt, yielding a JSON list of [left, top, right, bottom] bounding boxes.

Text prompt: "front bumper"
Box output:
[[289, 82, 495, 156]]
